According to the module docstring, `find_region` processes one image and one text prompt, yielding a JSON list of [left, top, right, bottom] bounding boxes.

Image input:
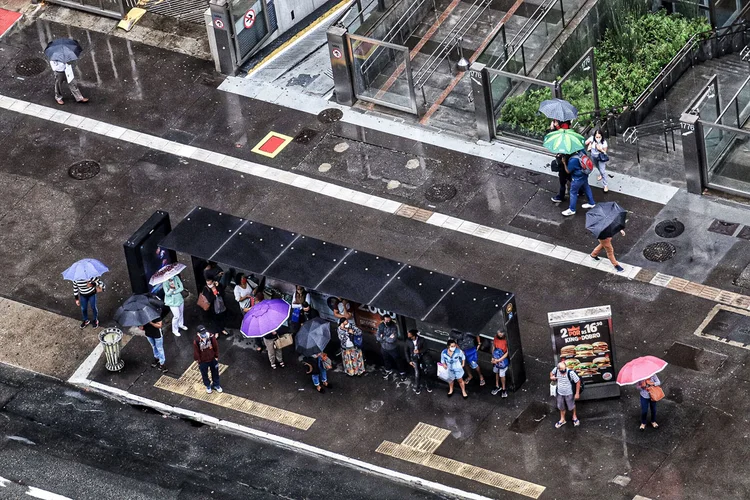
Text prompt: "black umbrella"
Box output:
[[114, 294, 164, 327], [295, 318, 331, 356], [44, 38, 83, 63], [539, 98, 578, 122], [585, 202, 627, 240]]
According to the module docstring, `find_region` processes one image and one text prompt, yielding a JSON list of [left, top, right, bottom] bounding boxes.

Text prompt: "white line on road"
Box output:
[[26, 487, 73, 500]]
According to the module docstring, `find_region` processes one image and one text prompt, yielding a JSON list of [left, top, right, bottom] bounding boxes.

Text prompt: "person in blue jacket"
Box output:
[[561, 151, 596, 216]]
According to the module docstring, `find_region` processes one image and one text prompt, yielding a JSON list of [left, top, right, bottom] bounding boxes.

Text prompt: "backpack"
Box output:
[[555, 368, 584, 394], [576, 152, 594, 175], [493, 348, 509, 369]]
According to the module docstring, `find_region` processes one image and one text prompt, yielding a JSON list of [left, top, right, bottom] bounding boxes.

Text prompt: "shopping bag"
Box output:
[[437, 363, 452, 382]]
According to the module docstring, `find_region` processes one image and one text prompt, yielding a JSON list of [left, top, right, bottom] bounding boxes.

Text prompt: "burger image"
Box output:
[[565, 358, 581, 370], [560, 345, 576, 357], [576, 362, 599, 376], [574, 344, 594, 358], [592, 342, 609, 354], [593, 356, 611, 369]]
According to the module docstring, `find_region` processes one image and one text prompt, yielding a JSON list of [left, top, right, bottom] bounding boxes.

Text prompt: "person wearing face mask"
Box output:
[[201, 272, 229, 336], [440, 340, 468, 399], [550, 360, 581, 428], [377, 315, 405, 379], [491, 329, 509, 397], [193, 325, 222, 394]]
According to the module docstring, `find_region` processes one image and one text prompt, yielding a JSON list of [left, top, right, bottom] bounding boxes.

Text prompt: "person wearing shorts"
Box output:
[[491, 333, 509, 397], [456, 330, 485, 387], [550, 361, 581, 428]]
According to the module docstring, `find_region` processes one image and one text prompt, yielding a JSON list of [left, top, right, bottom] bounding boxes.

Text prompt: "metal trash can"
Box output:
[[99, 327, 125, 372]]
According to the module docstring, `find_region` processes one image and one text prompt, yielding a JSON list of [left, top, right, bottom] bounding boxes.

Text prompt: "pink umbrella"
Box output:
[[616, 356, 668, 386]]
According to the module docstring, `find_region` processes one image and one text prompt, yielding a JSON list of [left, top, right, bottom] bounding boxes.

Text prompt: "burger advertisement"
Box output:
[[548, 306, 617, 388]]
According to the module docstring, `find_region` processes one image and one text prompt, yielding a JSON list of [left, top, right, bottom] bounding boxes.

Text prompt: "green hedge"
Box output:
[[498, 10, 710, 137]]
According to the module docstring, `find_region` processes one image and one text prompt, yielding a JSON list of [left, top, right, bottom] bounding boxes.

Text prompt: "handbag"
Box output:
[[437, 363, 452, 382], [214, 295, 226, 314], [320, 353, 332, 370], [274, 333, 293, 350], [352, 333, 363, 347], [197, 293, 210, 311], [646, 382, 665, 402], [598, 152, 610, 162]]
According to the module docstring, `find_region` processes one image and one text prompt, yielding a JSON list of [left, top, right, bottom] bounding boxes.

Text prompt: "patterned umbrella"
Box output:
[[616, 356, 668, 386], [62, 259, 109, 281], [148, 262, 187, 285], [539, 98, 578, 121], [240, 299, 291, 338], [543, 129, 586, 155]]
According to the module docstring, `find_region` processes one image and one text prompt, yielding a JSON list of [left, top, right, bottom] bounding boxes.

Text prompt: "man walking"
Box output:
[[50, 60, 88, 105], [377, 315, 405, 378], [561, 152, 596, 216], [193, 325, 222, 394], [590, 229, 626, 274], [142, 318, 167, 372], [551, 361, 581, 428], [405, 329, 432, 394]]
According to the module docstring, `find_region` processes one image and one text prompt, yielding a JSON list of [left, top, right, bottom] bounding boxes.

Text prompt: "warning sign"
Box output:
[[332, 48, 342, 59], [243, 9, 256, 29], [214, 18, 224, 29]]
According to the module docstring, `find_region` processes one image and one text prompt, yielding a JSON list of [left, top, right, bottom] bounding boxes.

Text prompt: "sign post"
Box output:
[[548, 305, 620, 400]]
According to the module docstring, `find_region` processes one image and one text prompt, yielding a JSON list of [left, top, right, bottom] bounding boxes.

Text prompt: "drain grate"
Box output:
[[654, 219, 684, 238], [68, 160, 101, 180], [294, 129, 318, 144], [708, 219, 739, 236], [424, 183, 457, 203], [317, 108, 343, 123], [16, 58, 47, 77], [643, 242, 676, 262], [700, 308, 750, 348], [508, 401, 549, 434]]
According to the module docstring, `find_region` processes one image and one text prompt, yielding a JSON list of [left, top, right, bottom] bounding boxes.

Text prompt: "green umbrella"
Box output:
[[543, 129, 586, 155]]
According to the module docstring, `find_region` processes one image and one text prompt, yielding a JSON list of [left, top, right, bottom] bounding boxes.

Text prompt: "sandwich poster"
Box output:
[[550, 313, 615, 385]]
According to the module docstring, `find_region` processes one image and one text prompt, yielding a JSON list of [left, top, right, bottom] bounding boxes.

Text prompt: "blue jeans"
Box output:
[[640, 396, 657, 424], [146, 336, 165, 365], [79, 294, 98, 322], [312, 362, 328, 387], [569, 176, 595, 212], [199, 359, 221, 389]]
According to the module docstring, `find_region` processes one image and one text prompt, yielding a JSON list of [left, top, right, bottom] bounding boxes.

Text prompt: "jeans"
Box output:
[[146, 336, 165, 365], [556, 167, 570, 200], [312, 362, 328, 386], [80, 294, 98, 322], [412, 359, 430, 390], [382, 348, 404, 374], [569, 176, 595, 212], [592, 237, 618, 266], [640, 396, 657, 424], [199, 359, 221, 388], [594, 157, 608, 187], [169, 304, 184, 334]]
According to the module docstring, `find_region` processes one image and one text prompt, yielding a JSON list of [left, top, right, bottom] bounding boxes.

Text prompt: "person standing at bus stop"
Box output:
[[194, 325, 222, 394], [163, 275, 187, 337], [377, 315, 405, 379]]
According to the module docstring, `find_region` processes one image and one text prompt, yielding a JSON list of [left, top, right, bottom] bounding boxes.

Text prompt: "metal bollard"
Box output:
[[99, 327, 125, 372]]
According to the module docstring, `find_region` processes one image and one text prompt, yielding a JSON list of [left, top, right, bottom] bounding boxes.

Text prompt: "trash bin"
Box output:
[[99, 327, 125, 372]]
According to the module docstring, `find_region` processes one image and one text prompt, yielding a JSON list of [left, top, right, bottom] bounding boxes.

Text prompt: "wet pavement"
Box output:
[[0, 11, 750, 500]]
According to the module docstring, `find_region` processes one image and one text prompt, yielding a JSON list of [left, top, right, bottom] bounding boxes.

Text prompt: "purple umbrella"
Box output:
[[240, 299, 291, 338]]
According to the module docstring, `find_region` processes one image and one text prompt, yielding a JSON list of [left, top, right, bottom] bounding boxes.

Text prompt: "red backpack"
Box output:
[[576, 152, 594, 175]]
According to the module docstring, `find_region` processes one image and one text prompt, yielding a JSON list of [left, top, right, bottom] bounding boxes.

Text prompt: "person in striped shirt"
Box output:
[[73, 277, 103, 328]]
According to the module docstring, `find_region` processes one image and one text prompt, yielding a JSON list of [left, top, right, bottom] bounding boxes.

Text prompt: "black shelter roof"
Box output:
[[160, 207, 512, 334]]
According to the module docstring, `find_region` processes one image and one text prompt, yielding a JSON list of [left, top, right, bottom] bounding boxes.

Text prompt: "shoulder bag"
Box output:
[[646, 381, 665, 402], [197, 292, 210, 311], [273, 333, 294, 350]]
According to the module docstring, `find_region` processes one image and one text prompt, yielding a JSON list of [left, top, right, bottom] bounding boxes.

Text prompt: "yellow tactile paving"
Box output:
[[377, 423, 546, 499], [155, 362, 315, 431]]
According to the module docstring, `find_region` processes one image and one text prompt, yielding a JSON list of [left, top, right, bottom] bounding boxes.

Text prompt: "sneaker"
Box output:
[[80, 320, 90, 329], [561, 209, 576, 216], [179, 325, 188, 331], [426, 386, 433, 393], [551, 196, 563, 203], [414, 388, 421, 395], [383, 370, 393, 379], [214, 386, 223, 393], [615, 265, 625, 273], [173, 331, 181, 337], [206, 387, 212, 394], [151, 359, 160, 368], [491, 387, 502, 396], [501, 390, 508, 398], [158, 364, 168, 373], [92, 320, 99, 328], [582, 203, 596, 209], [590, 254, 600, 261]]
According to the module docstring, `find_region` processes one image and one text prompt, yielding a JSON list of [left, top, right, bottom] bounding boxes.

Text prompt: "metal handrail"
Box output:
[[715, 74, 750, 127], [413, 0, 492, 88], [685, 74, 718, 116], [504, 0, 556, 55], [496, 0, 563, 74]]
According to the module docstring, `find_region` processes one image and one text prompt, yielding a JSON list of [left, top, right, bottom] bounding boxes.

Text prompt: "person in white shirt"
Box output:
[[50, 60, 88, 105], [585, 128, 609, 192]]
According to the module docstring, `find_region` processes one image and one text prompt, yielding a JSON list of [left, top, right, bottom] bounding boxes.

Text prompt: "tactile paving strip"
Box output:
[[155, 362, 315, 430]]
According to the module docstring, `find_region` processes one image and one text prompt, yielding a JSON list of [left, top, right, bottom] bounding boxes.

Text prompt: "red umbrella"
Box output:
[[616, 356, 668, 386]]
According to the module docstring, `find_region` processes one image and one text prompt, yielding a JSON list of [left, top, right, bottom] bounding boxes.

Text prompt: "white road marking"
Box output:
[[0, 475, 9, 487], [26, 486, 73, 500]]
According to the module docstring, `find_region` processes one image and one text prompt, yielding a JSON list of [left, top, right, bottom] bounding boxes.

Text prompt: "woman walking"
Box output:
[[302, 353, 330, 393], [637, 375, 661, 430], [337, 318, 365, 376], [201, 276, 229, 336], [440, 339, 468, 399], [163, 275, 187, 337], [586, 128, 610, 192]]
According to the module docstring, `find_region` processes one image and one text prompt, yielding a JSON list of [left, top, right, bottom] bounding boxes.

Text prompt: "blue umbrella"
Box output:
[[44, 38, 83, 63], [539, 98, 578, 122], [62, 259, 109, 281], [585, 202, 627, 240]]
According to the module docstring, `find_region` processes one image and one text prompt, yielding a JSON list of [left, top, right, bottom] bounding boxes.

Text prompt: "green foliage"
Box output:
[[498, 10, 711, 136]]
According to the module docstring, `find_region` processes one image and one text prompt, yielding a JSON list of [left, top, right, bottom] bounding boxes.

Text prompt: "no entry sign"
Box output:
[[243, 9, 256, 29], [214, 17, 224, 29], [332, 48, 342, 59]]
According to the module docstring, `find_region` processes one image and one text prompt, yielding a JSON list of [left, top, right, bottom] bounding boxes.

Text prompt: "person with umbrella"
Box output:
[[617, 356, 667, 430], [63, 258, 108, 329], [45, 38, 88, 105], [296, 317, 332, 393], [151, 263, 188, 337], [586, 202, 627, 273], [539, 99, 577, 205], [142, 317, 168, 372], [115, 294, 167, 371], [240, 298, 291, 368]]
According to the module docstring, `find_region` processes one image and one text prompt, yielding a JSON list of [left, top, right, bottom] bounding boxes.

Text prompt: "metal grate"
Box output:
[[16, 58, 47, 77], [654, 219, 684, 238], [138, 0, 208, 24], [425, 183, 457, 202], [68, 160, 101, 180], [643, 242, 676, 262]]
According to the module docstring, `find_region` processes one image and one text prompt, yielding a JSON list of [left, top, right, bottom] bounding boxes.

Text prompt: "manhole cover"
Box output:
[[663, 341, 727, 373], [643, 242, 676, 262], [294, 129, 318, 144], [509, 401, 549, 434], [68, 160, 101, 180], [708, 219, 739, 236], [425, 183, 457, 202], [737, 226, 750, 241], [15, 58, 47, 77], [654, 219, 684, 238], [317, 108, 343, 123]]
